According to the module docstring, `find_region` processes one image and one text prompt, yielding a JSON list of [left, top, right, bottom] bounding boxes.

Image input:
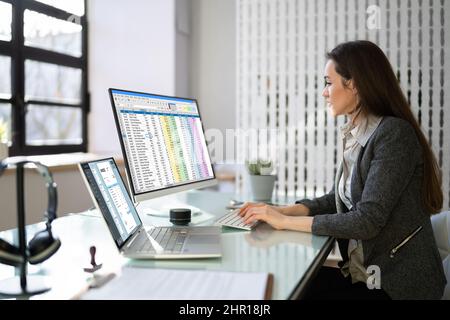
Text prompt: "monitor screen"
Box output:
[[109, 89, 216, 202], [80, 158, 142, 248]]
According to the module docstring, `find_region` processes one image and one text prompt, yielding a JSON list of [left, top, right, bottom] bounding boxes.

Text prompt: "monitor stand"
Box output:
[[138, 203, 217, 226]]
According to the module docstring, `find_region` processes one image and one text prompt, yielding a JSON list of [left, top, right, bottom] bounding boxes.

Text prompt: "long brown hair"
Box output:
[[327, 40, 443, 214]]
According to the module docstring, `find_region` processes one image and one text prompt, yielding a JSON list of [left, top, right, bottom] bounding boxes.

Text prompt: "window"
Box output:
[[0, 0, 88, 156]]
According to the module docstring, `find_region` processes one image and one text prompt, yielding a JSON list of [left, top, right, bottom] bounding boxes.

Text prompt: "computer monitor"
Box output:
[[109, 88, 217, 205]]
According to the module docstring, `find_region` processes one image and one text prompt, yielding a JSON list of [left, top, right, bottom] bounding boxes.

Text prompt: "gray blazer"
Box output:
[[296, 116, 446, 300]]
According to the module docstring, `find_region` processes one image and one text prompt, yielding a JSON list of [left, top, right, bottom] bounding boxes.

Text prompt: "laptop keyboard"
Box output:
[[134, 228, 188, 253], [215, 210, 258, 231]]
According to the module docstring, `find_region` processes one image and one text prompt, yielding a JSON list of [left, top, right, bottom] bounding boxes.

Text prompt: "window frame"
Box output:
[[0, 0, 88, 156]]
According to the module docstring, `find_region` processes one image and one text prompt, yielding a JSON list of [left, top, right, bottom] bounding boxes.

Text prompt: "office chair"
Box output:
[[431, 210, 450, 300]]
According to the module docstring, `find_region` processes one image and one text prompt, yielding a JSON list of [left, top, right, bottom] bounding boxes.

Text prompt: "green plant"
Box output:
[[0, 118, 8, 143], [245, 159, 273, 175]]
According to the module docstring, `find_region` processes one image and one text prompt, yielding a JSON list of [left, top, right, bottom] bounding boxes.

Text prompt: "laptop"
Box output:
[[78, 158, 222, 259]]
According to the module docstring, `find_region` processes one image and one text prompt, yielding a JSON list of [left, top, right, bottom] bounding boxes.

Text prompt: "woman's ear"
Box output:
[[348, 79, 358, 95]]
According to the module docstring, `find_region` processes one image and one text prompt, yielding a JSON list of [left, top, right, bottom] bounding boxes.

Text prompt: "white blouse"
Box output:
[[338, 113, 383, 283]]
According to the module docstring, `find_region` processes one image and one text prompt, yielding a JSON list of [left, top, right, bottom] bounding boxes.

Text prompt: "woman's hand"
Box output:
[[239, 203, 288, 230], [239, 202, 314, 233]]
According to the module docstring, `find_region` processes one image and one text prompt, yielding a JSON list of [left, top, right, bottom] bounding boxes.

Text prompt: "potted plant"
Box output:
[[246, 159, 276, 201], [0, 118, 9, 160]]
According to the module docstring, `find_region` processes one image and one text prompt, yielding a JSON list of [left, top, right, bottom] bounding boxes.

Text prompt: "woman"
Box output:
[[239, 40, 446, 300]]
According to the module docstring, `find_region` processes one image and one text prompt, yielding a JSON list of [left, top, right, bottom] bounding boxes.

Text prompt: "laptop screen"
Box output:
[[80, 158, 142, 248]]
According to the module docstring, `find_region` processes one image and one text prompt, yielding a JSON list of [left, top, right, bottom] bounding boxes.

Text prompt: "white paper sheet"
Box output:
[[81, 267, 270, 300]]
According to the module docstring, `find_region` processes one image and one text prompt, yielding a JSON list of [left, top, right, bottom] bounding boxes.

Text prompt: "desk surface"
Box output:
[[0, 190, 333, 300]]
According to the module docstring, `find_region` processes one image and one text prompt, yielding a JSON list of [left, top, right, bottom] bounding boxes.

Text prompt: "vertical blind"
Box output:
[[236, 0, 450, 210]]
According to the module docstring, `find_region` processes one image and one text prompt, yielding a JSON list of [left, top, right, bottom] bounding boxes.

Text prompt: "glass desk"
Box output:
[[0, 190, 334, 300]]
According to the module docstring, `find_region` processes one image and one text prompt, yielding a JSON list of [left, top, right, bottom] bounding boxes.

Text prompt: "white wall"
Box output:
[[175, 0, 192, 98], [88, 0, 236, 159], [190, 0, 236, 145], [88, 0, 176, 155]]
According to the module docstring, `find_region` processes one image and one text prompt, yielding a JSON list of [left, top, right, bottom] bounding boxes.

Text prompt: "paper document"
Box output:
[[81, 267, 272, 300]]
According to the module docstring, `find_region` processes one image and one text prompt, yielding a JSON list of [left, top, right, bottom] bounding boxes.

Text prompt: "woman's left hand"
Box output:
[[241, 204, 288, 230]]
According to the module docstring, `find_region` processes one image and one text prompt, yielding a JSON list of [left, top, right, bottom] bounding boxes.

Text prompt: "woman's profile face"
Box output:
[[322, 60, 359, 118]]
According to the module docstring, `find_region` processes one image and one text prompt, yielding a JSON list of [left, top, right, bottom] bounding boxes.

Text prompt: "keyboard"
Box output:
[[134, 227, 187, 253], [215, 210, 259, 231]]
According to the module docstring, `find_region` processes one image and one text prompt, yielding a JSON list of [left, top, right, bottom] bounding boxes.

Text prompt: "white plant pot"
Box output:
[[259, 167, 273, 175], [249, 174, 276, 201], [0, 142, 8, 161]]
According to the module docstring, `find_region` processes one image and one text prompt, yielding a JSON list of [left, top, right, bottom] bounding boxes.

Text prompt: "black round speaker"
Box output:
[[169, 208, 191, 226]]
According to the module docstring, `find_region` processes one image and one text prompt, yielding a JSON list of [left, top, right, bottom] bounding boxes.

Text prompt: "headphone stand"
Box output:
[[0, 163, 51, 297]]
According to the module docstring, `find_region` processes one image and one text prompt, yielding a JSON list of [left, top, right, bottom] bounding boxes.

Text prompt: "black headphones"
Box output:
[[0, 158, 61, 267]]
